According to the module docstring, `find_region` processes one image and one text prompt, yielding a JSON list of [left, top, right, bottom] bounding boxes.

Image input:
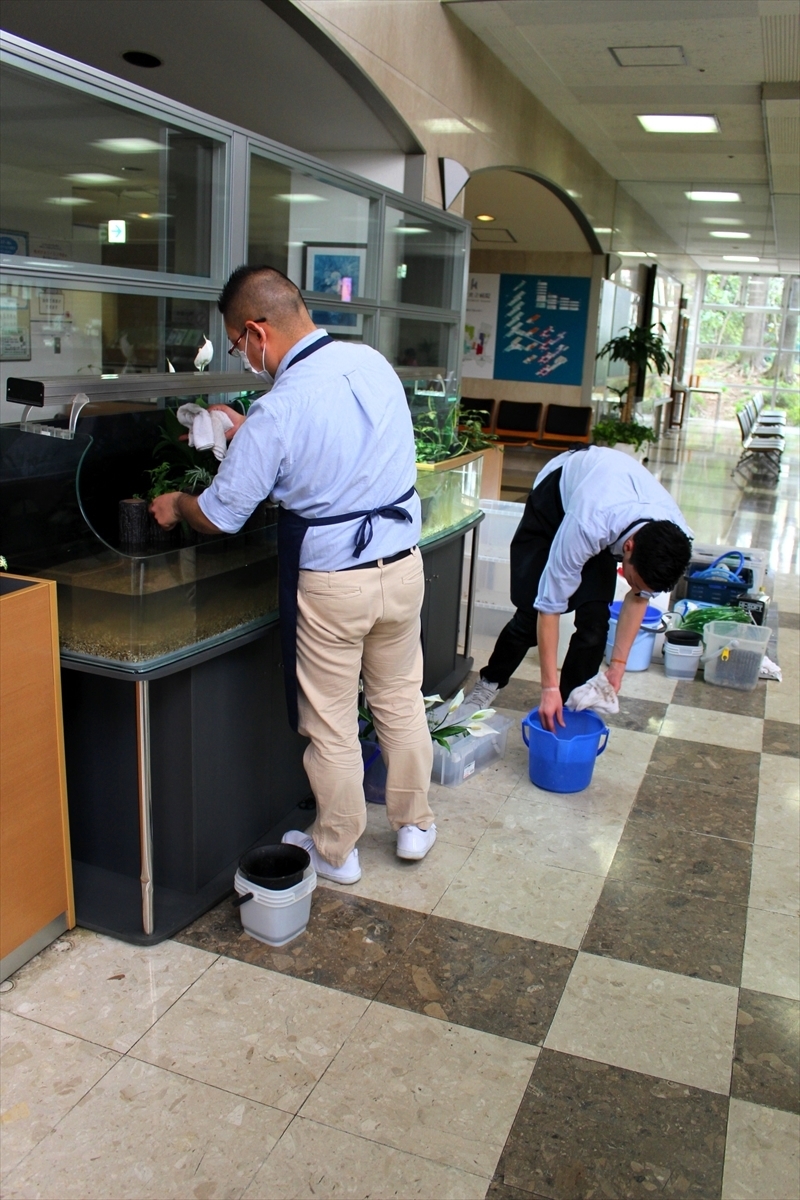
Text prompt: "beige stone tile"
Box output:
[[722, 1098, 800, 1200], [765, 683, 799, 724], [596, 725, 657, 770], [0, 1056, 289, 1200], [485, 793, 626, 877], [131, 956, 368, 1113], [749, 844, 800, 918], [0, 929, 215, 1053], [420, 782, 508, 849], [243, 1116, 489, 1199], [755, 754, 800, 849], [433, 841, 605, 949], [619, 667, 677, 703], [661, 705, 763, 753], [340, 826, 472, 914], [0, 1012, 118, 1179], [772, 574, 800, 615], [300, 1002, 537, 1177], [507, 769, 639, 823], [545, 953, 739, 1094], [741, 908, 800, 1001]]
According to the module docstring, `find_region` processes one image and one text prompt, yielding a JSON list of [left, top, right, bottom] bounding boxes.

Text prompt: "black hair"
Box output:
[[217, 264, 308, 326], [629, 520, 692, 593]]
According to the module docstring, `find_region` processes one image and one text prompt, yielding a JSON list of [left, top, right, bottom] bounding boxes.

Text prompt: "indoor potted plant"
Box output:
[[596, 322, 673, 424]]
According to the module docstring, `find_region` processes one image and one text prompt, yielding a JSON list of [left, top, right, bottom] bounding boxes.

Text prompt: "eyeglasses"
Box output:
[[227, 317, 267, 356]]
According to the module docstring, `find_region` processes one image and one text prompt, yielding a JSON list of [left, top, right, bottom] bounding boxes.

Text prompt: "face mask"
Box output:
[[236, 331, 272, 383]]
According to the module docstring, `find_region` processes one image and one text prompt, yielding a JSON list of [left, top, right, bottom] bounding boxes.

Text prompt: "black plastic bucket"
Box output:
[[665, 629, 702, 646], [238, 845, 310, 891]]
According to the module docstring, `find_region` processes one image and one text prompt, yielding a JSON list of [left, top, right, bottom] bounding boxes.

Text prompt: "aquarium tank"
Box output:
[[0, 403, 278, 669]]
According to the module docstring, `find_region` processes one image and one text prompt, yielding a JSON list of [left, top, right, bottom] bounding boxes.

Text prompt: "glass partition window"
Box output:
[[248, 154, 374, 301], [0, 283, 212, 380], [382, 206, 459, 309], [692, 273, 799, 423], [0, 63, 219, 277], [378, 314, 455, 373]]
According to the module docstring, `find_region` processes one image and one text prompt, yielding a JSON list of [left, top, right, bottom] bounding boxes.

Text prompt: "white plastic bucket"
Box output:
[[234, 867, 316, 947], [664, 641, 703, 679], [605, 604, 665, 672]]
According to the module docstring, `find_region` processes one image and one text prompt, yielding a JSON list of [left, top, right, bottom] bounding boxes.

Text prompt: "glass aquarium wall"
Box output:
[[0, 62, 221, 279], [0, 406, 278, 668]]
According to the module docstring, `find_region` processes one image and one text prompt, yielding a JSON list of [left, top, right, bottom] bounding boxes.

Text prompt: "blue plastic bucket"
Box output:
[[605, 601, 665, 672], [521, 708, 610, 793]]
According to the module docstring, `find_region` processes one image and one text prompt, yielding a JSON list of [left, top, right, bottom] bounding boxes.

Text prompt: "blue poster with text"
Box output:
[[494, 274, 590, 386]]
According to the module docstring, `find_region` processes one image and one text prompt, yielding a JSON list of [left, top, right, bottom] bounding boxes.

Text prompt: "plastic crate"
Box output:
[[685, 573, 752, 606], [431, 713, 512, 787]]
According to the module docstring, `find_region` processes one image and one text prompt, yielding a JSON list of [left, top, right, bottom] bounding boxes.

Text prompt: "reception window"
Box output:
[[0, 63, 220, 279], [382, 206, 460, 310]]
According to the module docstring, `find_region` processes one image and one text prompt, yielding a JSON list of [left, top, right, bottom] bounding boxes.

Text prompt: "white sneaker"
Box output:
[[396, 823, 437, 861], [465, 676, 500, 710], [281, 830, 361, 884]]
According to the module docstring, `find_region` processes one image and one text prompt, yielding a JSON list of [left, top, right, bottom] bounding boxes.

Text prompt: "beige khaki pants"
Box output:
[[296, 547, 434, 867]]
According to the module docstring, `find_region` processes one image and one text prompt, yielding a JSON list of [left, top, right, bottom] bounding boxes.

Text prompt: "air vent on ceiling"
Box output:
[[762, 84, 800, 196], [760, 15, 800, 83], [610, 46, 687, 68], [471, 228, 516, 243]]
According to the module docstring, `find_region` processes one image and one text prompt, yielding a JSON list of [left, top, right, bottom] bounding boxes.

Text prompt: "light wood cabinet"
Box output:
[[1, 575, 74, 980]]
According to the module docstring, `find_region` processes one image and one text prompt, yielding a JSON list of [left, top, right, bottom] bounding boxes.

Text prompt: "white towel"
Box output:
[[759, 655, 782, 682], [176, 403, 233, 461], [565, 672, 620, 715]]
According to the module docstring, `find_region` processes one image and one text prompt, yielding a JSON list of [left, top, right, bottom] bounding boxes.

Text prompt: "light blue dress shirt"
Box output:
[[199, 331, 421, 570], [532, 446, 693, 613]]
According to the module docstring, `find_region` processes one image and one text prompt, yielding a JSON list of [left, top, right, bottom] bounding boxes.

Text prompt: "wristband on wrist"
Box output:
[[610, 657, 627, 666]]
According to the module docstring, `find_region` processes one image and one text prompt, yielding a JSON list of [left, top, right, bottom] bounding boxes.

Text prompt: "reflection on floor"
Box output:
[[2, 421, 798, 1199]]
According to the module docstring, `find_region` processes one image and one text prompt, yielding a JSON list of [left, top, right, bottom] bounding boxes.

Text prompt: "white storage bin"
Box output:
[[475, 499, 524, 561], [234, 868, 317, 947], [702, 621, 772, 691], [431, 713, 512, 787]]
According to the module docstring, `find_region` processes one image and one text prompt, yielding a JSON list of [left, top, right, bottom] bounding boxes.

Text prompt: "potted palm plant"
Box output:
[[596, 323, 673, 424]]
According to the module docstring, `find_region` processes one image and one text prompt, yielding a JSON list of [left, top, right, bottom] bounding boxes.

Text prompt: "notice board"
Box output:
[[463, 273, 590, 387]]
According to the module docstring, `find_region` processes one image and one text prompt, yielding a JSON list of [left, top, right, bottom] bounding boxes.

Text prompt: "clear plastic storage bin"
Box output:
[[431, 713, 512, 787], [702, 621, 771, 691]]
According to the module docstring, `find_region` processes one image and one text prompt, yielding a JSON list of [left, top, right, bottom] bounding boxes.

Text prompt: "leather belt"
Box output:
[[341, 547, 415, 571]]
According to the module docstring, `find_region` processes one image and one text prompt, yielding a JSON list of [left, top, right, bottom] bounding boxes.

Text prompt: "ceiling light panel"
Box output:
[[723, 255, 760, 262], [638, 115, 720, 134], [709, 231, 751, 238], [93, 138, 163, 153], [610, 45, 687, 67], [685, 191, 741, 202], [66, 173, 124, 186], [701, 217, 743, 225]]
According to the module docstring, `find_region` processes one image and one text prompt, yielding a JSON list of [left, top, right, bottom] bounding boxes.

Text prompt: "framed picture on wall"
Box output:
[[303, 243, 366, 335]]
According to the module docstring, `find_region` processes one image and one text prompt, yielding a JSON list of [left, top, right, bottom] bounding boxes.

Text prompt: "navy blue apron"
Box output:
[[274, 335, 415, 730]]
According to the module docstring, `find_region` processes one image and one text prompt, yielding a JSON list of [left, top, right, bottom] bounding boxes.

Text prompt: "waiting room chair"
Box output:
[[494, 401, 543, 445], [534, 404, 593, 447], [460, 398, 496, 433]]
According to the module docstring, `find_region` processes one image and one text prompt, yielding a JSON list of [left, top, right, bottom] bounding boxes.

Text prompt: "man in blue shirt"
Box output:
[[151, 266, 436, 884], [467, 446, 692, 731]]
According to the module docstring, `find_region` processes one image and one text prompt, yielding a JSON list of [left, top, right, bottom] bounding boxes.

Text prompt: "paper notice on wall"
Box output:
[[462, 273, 499, 379]]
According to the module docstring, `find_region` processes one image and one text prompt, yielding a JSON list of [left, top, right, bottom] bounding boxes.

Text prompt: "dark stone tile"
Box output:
[[608, 812, 752, 904], [763, 719, 800, 757], [733, 989, 800, 1115], [498, 678, 539, 715], [582, 878, 747, 986], [376, 916, 575, 1045], [486, 1179, 547, 1200], [176, 886, 425, 999], [779, 609, 800, 630], [671, 678, 767, 718], [495, 1049, 727, 1200], [633, 772, 758, 843], [605, 696, 667, 735], [646, 736, 761, 799]]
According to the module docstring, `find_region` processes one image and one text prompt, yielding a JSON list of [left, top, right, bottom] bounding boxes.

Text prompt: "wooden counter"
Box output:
[[1, 575, 74, 981]]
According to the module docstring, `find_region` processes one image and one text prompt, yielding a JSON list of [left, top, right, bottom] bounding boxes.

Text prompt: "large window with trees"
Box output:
[[693, 273, 799, 424]]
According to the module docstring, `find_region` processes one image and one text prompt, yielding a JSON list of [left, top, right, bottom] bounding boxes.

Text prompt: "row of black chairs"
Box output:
[[735, 394, 786, 484], [461, 399, 593, 448]]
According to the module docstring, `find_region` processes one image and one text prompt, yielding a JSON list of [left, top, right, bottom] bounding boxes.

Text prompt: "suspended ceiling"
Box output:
[[446, 0, 800, 275]]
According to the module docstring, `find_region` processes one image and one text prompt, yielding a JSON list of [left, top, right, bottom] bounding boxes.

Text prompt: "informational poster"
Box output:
[[0, 294, 31, 361], [462, 273, 591, 387], [462, 273, 500, 379]]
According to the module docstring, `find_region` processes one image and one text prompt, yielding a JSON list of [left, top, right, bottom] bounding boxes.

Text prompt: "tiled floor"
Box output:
[[1, 421, 798, 1199]]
